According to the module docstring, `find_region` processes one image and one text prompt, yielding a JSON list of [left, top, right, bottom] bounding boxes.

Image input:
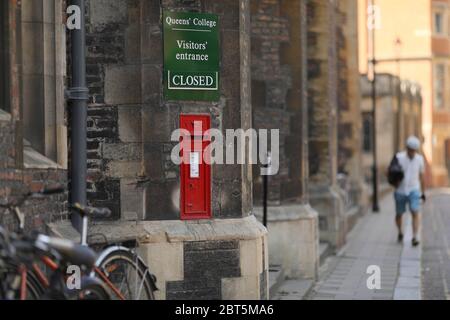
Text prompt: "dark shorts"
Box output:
[[394, 190, 421, 216]]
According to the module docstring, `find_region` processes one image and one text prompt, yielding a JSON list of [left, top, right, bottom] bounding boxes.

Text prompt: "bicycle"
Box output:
[[0, 187, 157, 300], [0, 191, 111, 300], [1, 228, 112, 300]]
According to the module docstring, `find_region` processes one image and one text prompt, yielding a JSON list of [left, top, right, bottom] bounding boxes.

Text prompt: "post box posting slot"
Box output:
[[180, 114, 211, 220]]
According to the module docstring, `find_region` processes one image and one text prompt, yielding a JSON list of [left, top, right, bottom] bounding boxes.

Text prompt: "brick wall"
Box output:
[[82, 1, 127, 220], [166, 240, 241, 299], [0, 119, 68, 233]]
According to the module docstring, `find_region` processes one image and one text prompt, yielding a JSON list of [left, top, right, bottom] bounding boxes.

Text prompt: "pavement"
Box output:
[[272, 279, 314, 300], [274, 194, 427, 300], [421, 189, 450, 300]]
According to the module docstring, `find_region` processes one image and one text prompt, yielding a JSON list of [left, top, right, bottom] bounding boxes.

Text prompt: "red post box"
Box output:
[[180, 115, 211, 220]]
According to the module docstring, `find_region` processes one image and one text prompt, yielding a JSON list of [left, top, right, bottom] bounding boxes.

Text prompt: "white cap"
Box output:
[[406, 136, 420, 151]]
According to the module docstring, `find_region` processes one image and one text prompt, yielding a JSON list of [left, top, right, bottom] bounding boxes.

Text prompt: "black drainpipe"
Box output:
[[68, 0, 89, 243]]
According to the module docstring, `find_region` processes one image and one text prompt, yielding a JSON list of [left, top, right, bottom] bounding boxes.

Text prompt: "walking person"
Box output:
[[389, 136, 426, 247]]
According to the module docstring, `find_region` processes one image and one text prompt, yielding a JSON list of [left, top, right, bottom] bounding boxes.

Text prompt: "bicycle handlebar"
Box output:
[[71, 203, 112, 219]]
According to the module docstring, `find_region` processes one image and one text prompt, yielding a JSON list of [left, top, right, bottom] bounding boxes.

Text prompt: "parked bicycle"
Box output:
[[0, 188, 110, 300], [0, 187, 157, 300]]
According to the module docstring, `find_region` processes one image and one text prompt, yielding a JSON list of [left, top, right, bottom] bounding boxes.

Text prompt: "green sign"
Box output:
[[163, 10, 220, 101]]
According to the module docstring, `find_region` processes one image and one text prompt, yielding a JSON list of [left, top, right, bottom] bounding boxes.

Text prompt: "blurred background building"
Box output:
[[358, 0, 450, 187], [360, 74, 423, 194]]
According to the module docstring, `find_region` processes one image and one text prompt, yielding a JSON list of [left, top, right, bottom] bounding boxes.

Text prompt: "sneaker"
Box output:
[[398, 233, 404, 243], [412, 238, 420, 247]]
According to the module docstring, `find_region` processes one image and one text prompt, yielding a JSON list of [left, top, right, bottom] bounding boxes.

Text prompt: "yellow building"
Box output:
[[359, 0, 450, 186]]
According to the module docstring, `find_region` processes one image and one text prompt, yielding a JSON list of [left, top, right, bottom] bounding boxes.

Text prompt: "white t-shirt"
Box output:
[[396, 151, 425, 195]]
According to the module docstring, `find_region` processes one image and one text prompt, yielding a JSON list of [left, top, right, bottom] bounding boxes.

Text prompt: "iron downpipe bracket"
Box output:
[[66, 87, 89, 101]]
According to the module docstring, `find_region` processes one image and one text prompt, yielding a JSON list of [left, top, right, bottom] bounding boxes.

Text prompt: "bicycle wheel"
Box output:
[[24, 270, 45, 300], [93, 246, 156, 300], [77, 276, 111, 300], [2, 264, 44, 300]]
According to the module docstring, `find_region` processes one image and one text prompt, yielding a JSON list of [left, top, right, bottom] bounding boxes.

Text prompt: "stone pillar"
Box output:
[[307, 0, 346, 249], [250, 0, 319, 279], [82, 0, 267, 300], [5, 0, 24, 168], [336, 0, 368, 231]]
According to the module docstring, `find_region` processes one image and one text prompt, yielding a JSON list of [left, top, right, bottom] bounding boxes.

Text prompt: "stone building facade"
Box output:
[[1, 0, 378, 300]]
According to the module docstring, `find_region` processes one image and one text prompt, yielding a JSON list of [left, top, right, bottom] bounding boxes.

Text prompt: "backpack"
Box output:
[[388, 155, 404, 187]]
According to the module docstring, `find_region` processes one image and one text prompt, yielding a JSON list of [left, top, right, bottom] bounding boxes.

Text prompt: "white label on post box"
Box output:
[[190, 152, 200, 178]]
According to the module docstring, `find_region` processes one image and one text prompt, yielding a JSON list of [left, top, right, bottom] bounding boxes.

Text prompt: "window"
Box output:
[[434, 64, 445, 109], [434, 12, 444, 34], [362, 112, 373, 152], [432, 2, 450, 35]]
